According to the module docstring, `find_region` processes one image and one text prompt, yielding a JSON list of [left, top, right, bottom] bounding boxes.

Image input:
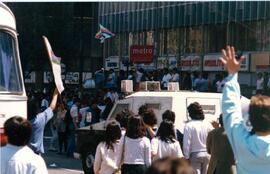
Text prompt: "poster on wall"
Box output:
[[43, 72, 53, 83], [24, 71, 36, 83], [179, 55, 201, 71], [65, 72, 80, 84], [105, 56, 119, 70], [157, 57, 168, 69], [168, 56, 177, 69]]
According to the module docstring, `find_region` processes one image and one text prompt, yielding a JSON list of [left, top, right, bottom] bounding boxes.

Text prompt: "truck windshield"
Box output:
[[0, 31, 22, 93]]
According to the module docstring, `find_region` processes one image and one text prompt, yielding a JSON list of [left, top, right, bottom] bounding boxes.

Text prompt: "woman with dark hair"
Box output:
[[142, 109, 158, 140], [183, 102, 213, 174], [94, 120, 122, 174], [151, 120, 183, 161], [121, 116, 151, 174]]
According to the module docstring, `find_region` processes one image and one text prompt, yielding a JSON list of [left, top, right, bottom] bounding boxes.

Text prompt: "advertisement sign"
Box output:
[[24, 71, 36, 83], [130, 45, 154, 63], [168, 56, 177, 69], [179, 55, 201, 71], [105, 56, 119, 70], [157, 57, 168, 69], [251, 52, 270, 72], [203, 53, 224, 71], [203, 53, 250, 72], [65, 72, 79, 84]]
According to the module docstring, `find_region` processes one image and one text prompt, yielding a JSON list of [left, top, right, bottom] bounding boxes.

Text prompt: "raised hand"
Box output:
[[220, 46, 245, 75]]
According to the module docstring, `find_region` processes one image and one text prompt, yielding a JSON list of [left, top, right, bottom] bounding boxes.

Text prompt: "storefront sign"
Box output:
[[203, 53, 250, 72], [130, 45, 154, 63], [105, 56, 119, 70], [179, 55, 201, 71], [251, 52, 270, 72]]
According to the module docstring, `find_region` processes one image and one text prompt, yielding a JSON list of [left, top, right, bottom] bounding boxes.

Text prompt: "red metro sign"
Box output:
[[130, 45, 154, 63]]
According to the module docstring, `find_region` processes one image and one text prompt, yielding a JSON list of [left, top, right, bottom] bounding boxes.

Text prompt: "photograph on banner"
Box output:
[[24, 71, 36, 83], [168, 56, 178, 69], [179, 55, 201, 71], [43, 71, 53, 83], [105, 56, 119, 71], [157, 57, 168, 69], [82, 72, 95, 89], [65, 72, 79, 84]]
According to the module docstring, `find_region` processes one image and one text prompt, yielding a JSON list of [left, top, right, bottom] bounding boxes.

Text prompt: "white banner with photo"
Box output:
[[65, 72, 80, 84]]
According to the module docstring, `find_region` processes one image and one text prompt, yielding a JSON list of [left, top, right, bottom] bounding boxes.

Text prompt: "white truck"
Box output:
[[0, 2, 27, 146], [77, 91, 223, 174]]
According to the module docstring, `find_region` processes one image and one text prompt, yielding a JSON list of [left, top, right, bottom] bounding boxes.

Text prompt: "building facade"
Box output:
[[99, 1, 270, 89]]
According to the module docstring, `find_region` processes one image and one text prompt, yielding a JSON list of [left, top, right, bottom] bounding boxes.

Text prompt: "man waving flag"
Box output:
[[43, 36, 64, 94], [95, 24, 115, 43]]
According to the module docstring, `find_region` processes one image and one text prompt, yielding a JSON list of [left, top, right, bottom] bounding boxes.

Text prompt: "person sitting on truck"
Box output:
[[1, 116, 48, 174], [162, 110, 184, 149], [151, 120, 183, 161], [183, 102, 213, 174], [220, 46, 270, 174], [28, 88, 59, 154], [94, 120, 123, 174], [121, 115, 151, 174], [142, 109, 158, 140]]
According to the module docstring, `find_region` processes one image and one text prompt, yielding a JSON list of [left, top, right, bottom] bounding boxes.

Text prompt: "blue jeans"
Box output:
[[66, 124, 75, 157]]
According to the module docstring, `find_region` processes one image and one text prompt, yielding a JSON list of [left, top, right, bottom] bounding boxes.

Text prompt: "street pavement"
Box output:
[[43, 137, 84, 174]]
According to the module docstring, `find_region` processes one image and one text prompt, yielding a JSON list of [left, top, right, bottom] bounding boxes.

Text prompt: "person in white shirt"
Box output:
[[94, 121, 123, 174], [183, 102, 213, 174], [122, 116, 151, 174], [70, 98, 81, 129], [161, 68, 172, 89], [171, 68, 180, 82], [151, 120, 183, 161], [1, 116, 48, 174]]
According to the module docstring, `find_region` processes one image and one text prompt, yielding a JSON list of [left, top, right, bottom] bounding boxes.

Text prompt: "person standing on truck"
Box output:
[[183, 102, 213, 174], [94, 121, 123, 174], [28, 88, 59, 154], [121, 116, 151, 174], [1, 116, 48, 174], [220, 46, 270, 174]]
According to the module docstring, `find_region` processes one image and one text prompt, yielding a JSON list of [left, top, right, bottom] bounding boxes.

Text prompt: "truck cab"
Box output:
[[77, 91, 223, 174], [0, 2, 27, 146]]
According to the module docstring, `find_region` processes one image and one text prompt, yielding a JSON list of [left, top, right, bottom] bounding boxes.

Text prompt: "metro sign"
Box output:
[[130, 45, 154, 63]]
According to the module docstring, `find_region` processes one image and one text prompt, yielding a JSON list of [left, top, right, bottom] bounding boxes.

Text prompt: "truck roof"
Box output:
[[0, 2, 16, 30]]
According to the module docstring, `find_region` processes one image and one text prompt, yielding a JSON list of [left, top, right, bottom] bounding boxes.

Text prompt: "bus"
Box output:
[[0, 2, 27, 146]]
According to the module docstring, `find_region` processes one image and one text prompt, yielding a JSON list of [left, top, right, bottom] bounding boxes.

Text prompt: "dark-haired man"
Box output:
[[220, 46, 270, 174], [1, 116, 47, 174], [28, 88, 59, 154]]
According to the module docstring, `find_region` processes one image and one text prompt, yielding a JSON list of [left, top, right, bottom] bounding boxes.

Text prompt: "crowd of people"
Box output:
[[1, 45, 270, 174]]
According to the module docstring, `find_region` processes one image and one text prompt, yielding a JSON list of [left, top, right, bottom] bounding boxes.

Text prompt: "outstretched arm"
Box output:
[[50, 88, 59, 111], [220, 46, 245, 136]]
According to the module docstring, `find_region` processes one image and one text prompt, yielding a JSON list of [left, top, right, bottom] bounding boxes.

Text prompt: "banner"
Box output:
[[105, 56, 119, 70], [24, 71, 35, 83], [43, 36, 64, 93], [65, 72, 79, 84], [157, 57, 168, 69], [179, 55, 201, 71]]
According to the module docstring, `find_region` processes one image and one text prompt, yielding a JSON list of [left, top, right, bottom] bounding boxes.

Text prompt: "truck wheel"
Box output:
[[82, 152, 95, 174]]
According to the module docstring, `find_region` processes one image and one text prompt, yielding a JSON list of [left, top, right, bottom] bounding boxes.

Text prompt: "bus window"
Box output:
[[0, 31, 22, 93]]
